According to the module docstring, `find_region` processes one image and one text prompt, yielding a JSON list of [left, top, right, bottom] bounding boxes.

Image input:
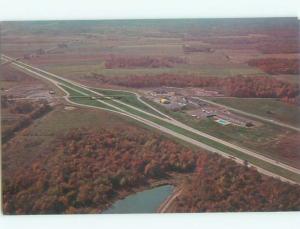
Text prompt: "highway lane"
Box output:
[[147, 85, 300, 132], [2, 54, 300, 184], [0, 40, 80, 66], [81, 87, 300, 175], [62, 87, 299, 184], [1, 57, 21, 66], [88, 86, 173, 120], [35, 66, 300, 176], [194, 97, 300, 132]]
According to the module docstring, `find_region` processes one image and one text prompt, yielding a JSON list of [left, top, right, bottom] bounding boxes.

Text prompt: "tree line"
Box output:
[[3, 126, 300, 214], [95, 74, 299, 103], [248, 58, 299, 75], [174, 154, 300, 212], [1, 98, 52, 143], [105, 55, 186, 69]]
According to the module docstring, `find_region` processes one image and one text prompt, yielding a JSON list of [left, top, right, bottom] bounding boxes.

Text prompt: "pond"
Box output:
[[102, 185, 174, 214]]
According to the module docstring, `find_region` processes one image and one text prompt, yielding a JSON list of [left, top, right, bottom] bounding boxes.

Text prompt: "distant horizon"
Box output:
[[1, 0, 299, 21], [1, 16, 299, 22], [1, 9, 300, 228]]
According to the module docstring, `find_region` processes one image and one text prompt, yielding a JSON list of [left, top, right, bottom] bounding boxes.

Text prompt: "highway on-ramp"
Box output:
[[2, 54, 300, 185], [193, 97, 300, 132]]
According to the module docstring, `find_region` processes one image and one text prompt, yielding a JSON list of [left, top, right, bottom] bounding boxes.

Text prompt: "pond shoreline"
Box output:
[[156, 187, 183, 213], [100, 173, 188, 214]]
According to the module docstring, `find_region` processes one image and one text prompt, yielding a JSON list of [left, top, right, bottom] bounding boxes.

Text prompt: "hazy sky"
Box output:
[[0, 1, 300, 229], [0, 0, 299, 20]]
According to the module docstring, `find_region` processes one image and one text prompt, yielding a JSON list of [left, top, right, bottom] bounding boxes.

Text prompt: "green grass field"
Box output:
[[44, 61, 264, 80], [141, 97, 298, 165], [90, 88, 165, 117], [8, 58, 300, 183], [59, 82, 300, 182], [43, 64, 103, 77], [59, 85, 121, 112], [209, 97, 300, 127]]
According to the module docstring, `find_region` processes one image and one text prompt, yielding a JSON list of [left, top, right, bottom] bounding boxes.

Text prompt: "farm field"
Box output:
[[140, 97, 300, 168], [2, 20, 271, 82], [1, 18, 300, 214], [4, 57, 299, 180], [209, 97, 300, 127]]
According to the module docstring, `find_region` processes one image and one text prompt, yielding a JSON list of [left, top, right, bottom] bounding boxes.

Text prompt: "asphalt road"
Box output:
[[194, 97, 300, 132], [157, 188, 183, 213], [2, 54, 300, 184]]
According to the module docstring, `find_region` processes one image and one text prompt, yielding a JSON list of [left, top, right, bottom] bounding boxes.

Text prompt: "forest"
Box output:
[[2, 127, 197, 214], [104, 55, 186, 69], [182, 45, 213, 53], [2, 18, 300, 215], [95, 74, 299, 103], [174, 154, 300, 212], [248, 58, 300, 75], [257, 39, 300, 54], [3, 126, 300, 214], [200, 33, 299, 54], [0, 65, 35, 82], [1, 97, 51, 143]]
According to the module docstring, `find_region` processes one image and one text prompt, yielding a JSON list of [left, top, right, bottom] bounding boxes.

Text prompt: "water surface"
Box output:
[[103, 185, 174, 214]]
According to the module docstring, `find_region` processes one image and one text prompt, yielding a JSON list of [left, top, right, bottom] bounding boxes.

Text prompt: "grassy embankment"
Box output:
[[61, 85, 300, 183], [141, 97, 298, 163], [11, 60, 300, 183], [208, 97, 300, 127]]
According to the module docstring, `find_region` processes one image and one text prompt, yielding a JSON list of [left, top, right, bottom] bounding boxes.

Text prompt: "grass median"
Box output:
[[16, 61, 300, 183]]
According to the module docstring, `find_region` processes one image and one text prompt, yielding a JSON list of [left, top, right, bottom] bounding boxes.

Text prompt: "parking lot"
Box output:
[[144, 86, 258, 127]]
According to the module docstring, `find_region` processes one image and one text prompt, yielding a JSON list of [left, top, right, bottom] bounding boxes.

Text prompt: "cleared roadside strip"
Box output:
[[151, 85, 300, 132], [60, 85, 300, 184], [89, 87, 174, 120], [2, 55, 300, 184], [157, 188, 183, 213], [194, 97, 300, 132]]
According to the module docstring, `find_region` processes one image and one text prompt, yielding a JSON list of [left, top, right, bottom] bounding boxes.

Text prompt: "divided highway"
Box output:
[[193, 97, 300, 132], [2, 54, 300, 185]]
